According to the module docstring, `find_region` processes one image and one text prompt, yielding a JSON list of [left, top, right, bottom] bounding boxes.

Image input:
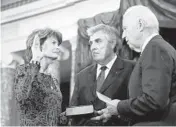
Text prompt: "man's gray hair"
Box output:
[[87, 24, 122, 53], [124, 5, 159, 33]]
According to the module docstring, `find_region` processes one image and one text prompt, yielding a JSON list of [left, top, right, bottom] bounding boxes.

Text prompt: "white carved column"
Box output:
[[69, 36, 78, 102]]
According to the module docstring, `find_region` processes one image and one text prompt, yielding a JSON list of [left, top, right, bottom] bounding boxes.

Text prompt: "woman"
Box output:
[[14, 28, 66, 126]]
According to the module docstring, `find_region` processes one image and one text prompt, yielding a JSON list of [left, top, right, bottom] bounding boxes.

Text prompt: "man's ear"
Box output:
[[111, 40, 116, 49], [138, 18, 145, 32]]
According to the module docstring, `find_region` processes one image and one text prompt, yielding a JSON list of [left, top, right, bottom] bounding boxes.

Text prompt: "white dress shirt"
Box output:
[[96, 55, 117, 79]]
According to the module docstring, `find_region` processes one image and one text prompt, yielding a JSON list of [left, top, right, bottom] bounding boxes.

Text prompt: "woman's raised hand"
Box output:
[[30, 34, 44, 64]]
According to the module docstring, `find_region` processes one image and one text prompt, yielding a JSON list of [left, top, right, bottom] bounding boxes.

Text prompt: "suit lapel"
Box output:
[[99, 57, 124, 93], [88, 64, 97, 92]]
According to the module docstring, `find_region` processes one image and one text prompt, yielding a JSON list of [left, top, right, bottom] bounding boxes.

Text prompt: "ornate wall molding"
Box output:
[[1, 0, 87, 24], [1, 0, 40, 11], [1, 0, 120, 53]]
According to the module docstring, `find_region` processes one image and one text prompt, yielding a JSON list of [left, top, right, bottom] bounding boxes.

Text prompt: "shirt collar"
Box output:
[[97, 55, 117, 70], [141, 33, 158, 53]]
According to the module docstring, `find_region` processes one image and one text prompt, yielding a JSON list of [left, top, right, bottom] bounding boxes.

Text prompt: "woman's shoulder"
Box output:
[[17, 63, 40, 74]]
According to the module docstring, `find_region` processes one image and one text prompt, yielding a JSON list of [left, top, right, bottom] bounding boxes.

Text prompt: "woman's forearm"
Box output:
[[14, 63, 40, 102]]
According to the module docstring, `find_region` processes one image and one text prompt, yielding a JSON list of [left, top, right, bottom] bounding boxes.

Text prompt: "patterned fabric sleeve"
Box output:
[[14, 63, 40, 102], [58, 111, 69, 125], [14, 63, 63, 126], [35, 94, 62, 126]]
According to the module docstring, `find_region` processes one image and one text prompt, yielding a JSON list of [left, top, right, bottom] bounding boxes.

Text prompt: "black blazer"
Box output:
[[117, 35, 176, 125], [70, 56, 135, 125]]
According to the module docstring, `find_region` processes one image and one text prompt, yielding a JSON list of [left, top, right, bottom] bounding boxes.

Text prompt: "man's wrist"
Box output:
[[115, 100, 120, 115], [116, 101, 121, 118]]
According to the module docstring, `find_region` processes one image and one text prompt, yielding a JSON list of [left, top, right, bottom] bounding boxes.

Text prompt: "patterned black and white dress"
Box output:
[[14, 63, 63, 126]]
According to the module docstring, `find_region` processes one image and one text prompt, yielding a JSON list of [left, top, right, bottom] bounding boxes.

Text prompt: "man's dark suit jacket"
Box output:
[[70, 56, 135, 125], [117, 35, 176, 125]]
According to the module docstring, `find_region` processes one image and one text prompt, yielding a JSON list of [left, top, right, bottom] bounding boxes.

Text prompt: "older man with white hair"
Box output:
[[92, 5, 176, 125]]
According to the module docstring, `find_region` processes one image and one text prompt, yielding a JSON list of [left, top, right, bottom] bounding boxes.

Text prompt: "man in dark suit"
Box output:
[[70, 24, 134, 125], [92, 5, 176, 126]]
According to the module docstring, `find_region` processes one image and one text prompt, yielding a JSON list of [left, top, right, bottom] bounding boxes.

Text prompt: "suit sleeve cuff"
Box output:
[[117, 99, 131, 116], [117, 100, 134, 122]]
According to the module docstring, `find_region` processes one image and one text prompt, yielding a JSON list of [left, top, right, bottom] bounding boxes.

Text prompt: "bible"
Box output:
[[66, 105, 94, 116]]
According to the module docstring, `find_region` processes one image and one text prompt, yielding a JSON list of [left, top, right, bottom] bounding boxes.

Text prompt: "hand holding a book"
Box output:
[[59, 111, 69, 125], [106, 99, 120, 116], [92, 108, 111, 123], [91, 99, 120, 122]]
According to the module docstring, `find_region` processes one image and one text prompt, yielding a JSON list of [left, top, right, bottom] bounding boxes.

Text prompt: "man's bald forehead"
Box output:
[[124, 5, 151, 18], [123, 5, 159, 31]]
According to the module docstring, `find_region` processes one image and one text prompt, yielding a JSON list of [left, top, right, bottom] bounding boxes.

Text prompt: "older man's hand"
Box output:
[[107, 99, 120, 115], [91, 108, 111, 123], [91, 99, 120, 122]]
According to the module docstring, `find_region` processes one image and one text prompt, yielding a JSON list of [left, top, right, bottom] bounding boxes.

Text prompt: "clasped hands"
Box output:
[[91, 99, 120, 123]]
